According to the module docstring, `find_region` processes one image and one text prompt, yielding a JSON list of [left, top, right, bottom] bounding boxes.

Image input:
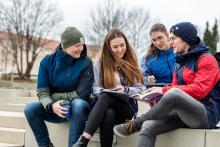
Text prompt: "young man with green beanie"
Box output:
[[24, 27, 94, 147]]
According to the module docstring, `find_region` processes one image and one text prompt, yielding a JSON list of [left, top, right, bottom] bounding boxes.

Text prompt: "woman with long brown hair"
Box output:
[[74, 28, 144, 147]]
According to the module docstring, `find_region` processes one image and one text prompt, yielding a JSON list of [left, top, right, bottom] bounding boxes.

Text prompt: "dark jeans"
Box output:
[[24, 99, 90, 147], [135, 88, 210, 147], [84, 93, 134, 147]]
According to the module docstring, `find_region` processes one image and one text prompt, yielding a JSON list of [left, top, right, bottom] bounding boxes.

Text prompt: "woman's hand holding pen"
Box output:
[[147, 75, 156, 84]]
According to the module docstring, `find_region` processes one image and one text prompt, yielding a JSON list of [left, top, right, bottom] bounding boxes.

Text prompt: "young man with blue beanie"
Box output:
[[170, 22, 199, 46], [113, 22, 220, 147], [24, 27, 94, 147]]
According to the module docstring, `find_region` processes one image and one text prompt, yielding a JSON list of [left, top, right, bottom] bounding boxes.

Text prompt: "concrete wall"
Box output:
[[24, 101, 220, 147], [0, 80, 36, 90], [25, 121, 220, 147], [0, 89, 31, 103], [25, 121, 68, 147]]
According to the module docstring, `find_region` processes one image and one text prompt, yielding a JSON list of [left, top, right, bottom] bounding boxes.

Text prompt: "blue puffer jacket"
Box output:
[[141, 48, 175, 85], [37, 44, 94, 105]]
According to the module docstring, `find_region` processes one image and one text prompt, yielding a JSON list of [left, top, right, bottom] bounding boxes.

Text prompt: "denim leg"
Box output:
[[68, 99, 90, 147], [24, 101, 67, 147]]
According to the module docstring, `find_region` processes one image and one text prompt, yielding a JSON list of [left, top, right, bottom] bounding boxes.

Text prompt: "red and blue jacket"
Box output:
[[162, 41, 220, 128]]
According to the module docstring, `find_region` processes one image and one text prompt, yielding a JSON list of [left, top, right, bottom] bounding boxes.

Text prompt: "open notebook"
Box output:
[[102, 88, 163, 104], [130, 91, 162, 103], [101, 89, 129, 102]]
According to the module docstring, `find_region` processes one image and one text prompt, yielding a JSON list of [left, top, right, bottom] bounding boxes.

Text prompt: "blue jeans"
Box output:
[[24, 99, 90, 147]]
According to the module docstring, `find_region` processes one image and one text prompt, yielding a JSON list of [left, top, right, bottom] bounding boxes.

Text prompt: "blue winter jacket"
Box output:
[[141, 48, 175, 85], [37, 44, 94, 109]]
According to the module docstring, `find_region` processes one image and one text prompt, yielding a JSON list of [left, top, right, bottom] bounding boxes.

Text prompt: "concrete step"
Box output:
[[15, 97, 37, 104], [0, 81, 13, 88], [0, 127, 25, 145], [0, 89, 35, 104], [137, 101, 150, 116], [0, 143, 23, 147], [24, 101, 220, 147], [0, 88, 30, 97], [25, 121, 69, 147], [29, 90, 37, 97], [0, 111, 25, 129], [0, 103, 25, 112], [206, 129, 220, 147], [156, 128, 206, 147]]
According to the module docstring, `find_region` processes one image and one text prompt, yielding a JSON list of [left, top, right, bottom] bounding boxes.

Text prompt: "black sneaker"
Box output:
[[47, 143, 54, 147], [73, 136, 89, 147], [113, 119, 140, 138]]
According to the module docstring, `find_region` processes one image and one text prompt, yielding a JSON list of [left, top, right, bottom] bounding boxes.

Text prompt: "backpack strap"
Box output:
[[213, 52, 220, 68]]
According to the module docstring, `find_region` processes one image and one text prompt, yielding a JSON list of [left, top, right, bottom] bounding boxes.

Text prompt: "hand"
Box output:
[[147, 87, 163, 94], [114, 85, 125, 92], [147, 75, 156, 84], [52, 100, 68, 118]]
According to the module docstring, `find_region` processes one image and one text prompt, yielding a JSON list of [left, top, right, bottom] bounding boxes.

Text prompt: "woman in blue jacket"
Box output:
[[141, 23, 175, 85], [24, 27, 94, 147]]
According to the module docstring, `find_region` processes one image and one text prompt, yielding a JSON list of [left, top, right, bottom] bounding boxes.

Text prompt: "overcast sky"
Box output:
[[55, 0, 220, 40]]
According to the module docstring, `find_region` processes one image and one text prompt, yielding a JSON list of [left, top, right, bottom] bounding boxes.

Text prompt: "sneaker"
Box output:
[[113, 119, 139, 138], [47, 143, 54, 147], [73, 136, 89, 147]]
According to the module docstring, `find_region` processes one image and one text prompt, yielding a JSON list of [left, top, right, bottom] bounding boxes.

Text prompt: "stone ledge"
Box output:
[[24, 101, 220, 147], [0, 127, 25, 145], [206, 129, 220, 147], [156, 128, 206, 147], [25, 119, 220, 147]]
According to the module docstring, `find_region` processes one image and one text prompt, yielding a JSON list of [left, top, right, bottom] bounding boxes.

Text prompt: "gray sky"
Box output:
[[55, 0, 220, 40]]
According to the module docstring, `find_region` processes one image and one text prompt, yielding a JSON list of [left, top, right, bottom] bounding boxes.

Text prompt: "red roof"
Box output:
[[0, 31, 99, 58]]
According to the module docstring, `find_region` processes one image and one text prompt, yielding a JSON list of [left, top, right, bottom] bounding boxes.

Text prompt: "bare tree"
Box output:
[[84, 0, 151, 52], [0, 0, 62, 78], [0, 38, 14, 73], [125, 7, 151, 53], [85, 0, 126, 46]]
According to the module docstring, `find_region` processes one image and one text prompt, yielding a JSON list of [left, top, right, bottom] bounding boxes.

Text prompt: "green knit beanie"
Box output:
[[61, 27, 85, 49]]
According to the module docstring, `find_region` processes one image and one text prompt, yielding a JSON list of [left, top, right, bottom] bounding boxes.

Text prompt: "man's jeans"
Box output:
[[24, 99, 90, 147]]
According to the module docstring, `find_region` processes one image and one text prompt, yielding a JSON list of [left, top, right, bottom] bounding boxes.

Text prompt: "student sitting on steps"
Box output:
[[24, 27, 94, 147], [74, 28, 144, 147], [114, 22, 220, 147]]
